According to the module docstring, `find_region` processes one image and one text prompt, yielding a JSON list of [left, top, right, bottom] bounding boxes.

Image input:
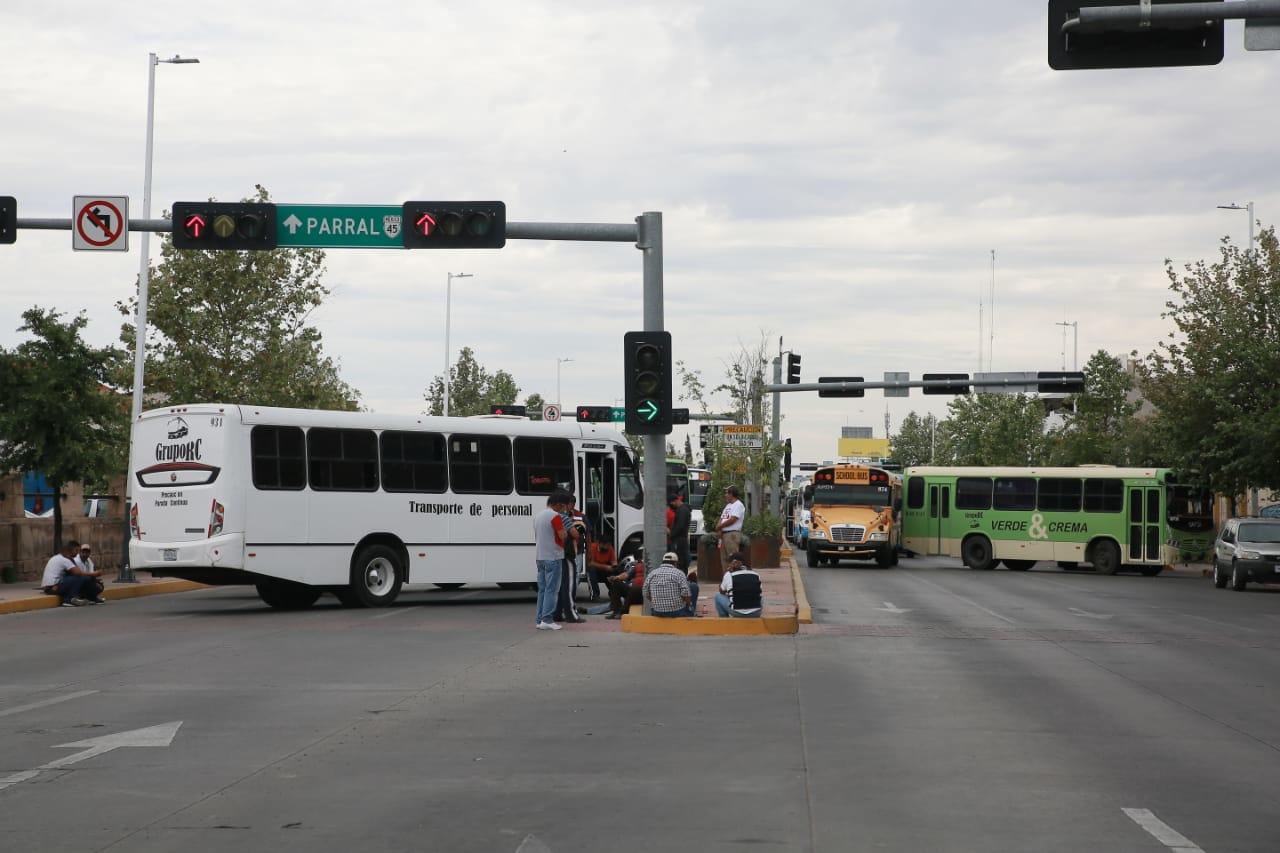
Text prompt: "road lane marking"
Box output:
[[1182, 613, 1259, 633], [1068, 607, 1113, 620], [877, 602, 913, 614], [904, 574, 1017, 624], [0, 721, 182, 792], [1122, 808, 1205, 852], [0, 690, 97, 718]]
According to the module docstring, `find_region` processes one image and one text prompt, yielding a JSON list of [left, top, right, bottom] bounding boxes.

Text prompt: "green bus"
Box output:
[[901, 466, 1215, 574]]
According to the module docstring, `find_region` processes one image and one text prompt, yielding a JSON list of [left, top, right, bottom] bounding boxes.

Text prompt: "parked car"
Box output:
[[1260, 504, 1280, 519], [1212, 518, 1280, 591]]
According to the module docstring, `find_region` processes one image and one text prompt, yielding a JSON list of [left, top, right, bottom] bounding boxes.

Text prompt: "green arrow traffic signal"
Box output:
[[637, 400, 660, 422]]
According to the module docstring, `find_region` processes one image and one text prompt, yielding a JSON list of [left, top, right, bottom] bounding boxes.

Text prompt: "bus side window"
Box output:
[[449, 434, 514, 495], [907, 476, 924, 510]]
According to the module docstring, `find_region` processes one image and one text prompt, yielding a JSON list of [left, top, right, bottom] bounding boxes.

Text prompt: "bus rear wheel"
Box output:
[[350, 544, 404, 607], [1004, 559, 1035, 571], [962, 536, 996, 571], [256, 579, 321, 610]]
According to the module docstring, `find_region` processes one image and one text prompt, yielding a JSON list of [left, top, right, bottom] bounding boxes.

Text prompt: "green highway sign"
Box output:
[[610, 407, 626, 422], [276, 204, 403, 249]]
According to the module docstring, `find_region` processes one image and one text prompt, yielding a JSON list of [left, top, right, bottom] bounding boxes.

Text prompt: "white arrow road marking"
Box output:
[[515, 834, 554, 852], [1069, 607, 1113, 620], [0, 690, 97, 718], [877, 602, 913, 614], [282, 214, 303, 234], [1122, 808, 1205, 852], [0, 721, 182, 792]]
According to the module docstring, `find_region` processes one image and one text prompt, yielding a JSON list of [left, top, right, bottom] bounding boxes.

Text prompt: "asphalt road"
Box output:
[[1, 559, 1277, 853]]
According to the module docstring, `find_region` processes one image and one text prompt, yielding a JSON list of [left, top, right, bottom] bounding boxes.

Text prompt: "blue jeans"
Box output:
[[654, 581, 698, 618], [536, 559, 562, 625], [715, 591, 760, 618]]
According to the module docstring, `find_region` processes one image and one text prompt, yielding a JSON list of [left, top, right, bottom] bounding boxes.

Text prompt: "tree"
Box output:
[[424, 346, 520, 417], [1139, 225, 1280, 495], [942, 394, 1049, 466], [116, 186, 358, 410], [890, 412, 949, 467], [0, 308, 129, 546], [1048, 350, 1141, 466], [524, 392, 546, 420]]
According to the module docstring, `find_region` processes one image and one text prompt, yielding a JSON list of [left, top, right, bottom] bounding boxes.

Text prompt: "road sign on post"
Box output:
[[277, 204, 403, 248], [721, 424, 764, 448], [73, 196, 129, 252]]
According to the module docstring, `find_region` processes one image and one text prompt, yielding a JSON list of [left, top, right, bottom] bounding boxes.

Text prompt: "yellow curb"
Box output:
[[0, 580, 209, 615], [620, 612, 799, 635], [788, 553, 813, 624]]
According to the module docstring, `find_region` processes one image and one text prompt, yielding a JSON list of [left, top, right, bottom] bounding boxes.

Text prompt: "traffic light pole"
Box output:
[[637, 213, 667, 575], [772, 355, 782, 515]]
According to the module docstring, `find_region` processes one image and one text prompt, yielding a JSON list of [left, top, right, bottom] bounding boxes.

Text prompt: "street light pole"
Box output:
[[1217, 201, 1258, 516], [443, 272, 473, 417], [1055, 320, 1078, 370], [556, 357, 574, 410], [122, 52, 198, 583]]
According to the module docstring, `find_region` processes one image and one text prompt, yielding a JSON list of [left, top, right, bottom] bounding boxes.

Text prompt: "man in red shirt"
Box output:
[[605, 555, 645, 620]]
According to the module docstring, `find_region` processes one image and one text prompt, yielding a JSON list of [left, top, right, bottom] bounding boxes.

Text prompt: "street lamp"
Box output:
[[556, 357, 574, 409], [1055, 320, 1078, 371], [1217, 201, 1255, 257], [443, 272, 473, 417], [123, 52, 199, 583]]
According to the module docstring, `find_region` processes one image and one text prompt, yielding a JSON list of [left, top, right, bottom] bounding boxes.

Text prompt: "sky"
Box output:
[[2, 1, 1276, 466]]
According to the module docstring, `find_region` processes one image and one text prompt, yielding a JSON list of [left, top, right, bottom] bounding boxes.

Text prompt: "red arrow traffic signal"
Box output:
[[415, 212, 436, 237], [184, 213, 206, 239]]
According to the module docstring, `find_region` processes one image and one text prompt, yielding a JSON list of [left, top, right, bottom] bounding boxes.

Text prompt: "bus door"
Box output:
[[927, 484, 949, 555], [579, 451, 616, 551], [1128, 486, 1161, 562]]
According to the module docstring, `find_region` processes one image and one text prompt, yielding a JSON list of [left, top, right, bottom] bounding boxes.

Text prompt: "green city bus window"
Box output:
[[1037, 478, 1082, 512], [993, 478, 1035, 511], [956, 477, 992, 510], [907, 477, 924, 509], [1083, 479, 1123, 513]]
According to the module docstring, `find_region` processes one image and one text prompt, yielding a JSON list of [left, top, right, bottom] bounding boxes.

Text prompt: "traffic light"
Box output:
[[575, 405, 613, 422], [1047, 0, 1224, 70], [172, 202, 278, 250], [0, 196, 15, 244], [489, 404, 527, 416], [402, 201, 506, 249], [923, 373, 970, 395], [786, 353, 801, 384], [817, 376, 865, 398], [672, 408, 690, 425], [1037, 371, 1086, 394], [623, 330, 673, 435]]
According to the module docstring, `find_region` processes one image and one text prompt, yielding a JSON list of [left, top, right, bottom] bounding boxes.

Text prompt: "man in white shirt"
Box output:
[[73, 543, 106, 602], [715, 485, 746, 561], [41, 540, 94, 606]]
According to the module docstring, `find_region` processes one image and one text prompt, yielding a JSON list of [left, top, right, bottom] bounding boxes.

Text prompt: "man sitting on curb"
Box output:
[[605, 554, 645, 620], [716, 553, 763, 618], [41, 540, 103, 606], [644, 551, 699, 618]]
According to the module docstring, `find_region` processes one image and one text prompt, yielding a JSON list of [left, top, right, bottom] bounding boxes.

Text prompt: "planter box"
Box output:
[[696, 535, 723, 584], [749, 535, 782, 568]]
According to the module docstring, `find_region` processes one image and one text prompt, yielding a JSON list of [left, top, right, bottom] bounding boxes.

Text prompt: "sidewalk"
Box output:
[[0, 574, 207, 615], [621, 545, 808, 636]]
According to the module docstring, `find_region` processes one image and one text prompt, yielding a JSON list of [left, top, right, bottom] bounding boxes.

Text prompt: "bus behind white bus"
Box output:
[[129, 404, 645, 609]]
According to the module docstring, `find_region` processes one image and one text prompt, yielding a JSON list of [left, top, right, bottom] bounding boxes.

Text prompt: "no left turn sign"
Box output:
[[73, 195, 129, 251]]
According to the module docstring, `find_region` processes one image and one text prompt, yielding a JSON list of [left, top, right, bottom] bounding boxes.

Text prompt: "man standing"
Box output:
[[715, 485, 746, 562], [644, 551, 699, 618], [533, 492, 572, 630], [716, 553, 763, 618], [554, 497, 586, 623], [668, 492, 693, 574]]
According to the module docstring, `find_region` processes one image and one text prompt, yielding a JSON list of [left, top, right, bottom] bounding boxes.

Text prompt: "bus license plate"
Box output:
[[163, 549, 177, 561]]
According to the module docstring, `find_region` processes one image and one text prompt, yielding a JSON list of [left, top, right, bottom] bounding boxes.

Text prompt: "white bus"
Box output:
[[128, 404, 646, 609]]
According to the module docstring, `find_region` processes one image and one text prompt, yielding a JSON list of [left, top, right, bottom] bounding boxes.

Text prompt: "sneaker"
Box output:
[[70, 598, 89, 607], [60, 600, 79, 607], [605, 611, 623, 620], [535, 621, 562, 631], [89, 597, 107, 604]]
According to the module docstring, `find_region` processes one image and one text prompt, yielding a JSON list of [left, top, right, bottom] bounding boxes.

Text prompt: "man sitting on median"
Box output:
[[716, 553, 763, 618], [643, 551, 699, 618]]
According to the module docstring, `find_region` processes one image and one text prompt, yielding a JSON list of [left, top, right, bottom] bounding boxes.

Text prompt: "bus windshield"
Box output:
[[666, 459, 689, 502], [811, 483, 892, 508], [688, 469, 710, 509], [1167, 485, 1213, 533]]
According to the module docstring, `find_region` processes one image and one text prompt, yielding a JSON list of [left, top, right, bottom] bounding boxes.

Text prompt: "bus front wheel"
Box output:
[[350, 544, 404, 607], [1091, 541, 1121, 575], [806, 544, 820, 566], [256, 579, 321, 610], [962, 536, 996, 571], [875, 547, 898, 568]]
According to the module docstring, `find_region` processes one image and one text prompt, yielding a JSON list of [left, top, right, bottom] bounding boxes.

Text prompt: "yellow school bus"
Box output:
[[805, 464, 901, 567]]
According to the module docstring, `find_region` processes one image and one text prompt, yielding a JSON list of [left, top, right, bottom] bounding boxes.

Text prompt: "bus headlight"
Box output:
[[810, 529, 827, 540], [869, 532, 889, 542]]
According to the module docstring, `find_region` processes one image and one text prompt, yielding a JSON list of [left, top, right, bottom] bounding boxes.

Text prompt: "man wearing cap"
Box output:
[[716, 553, 763, 618], [643, 551, 699, 617], [73, 543, 106, 603]]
